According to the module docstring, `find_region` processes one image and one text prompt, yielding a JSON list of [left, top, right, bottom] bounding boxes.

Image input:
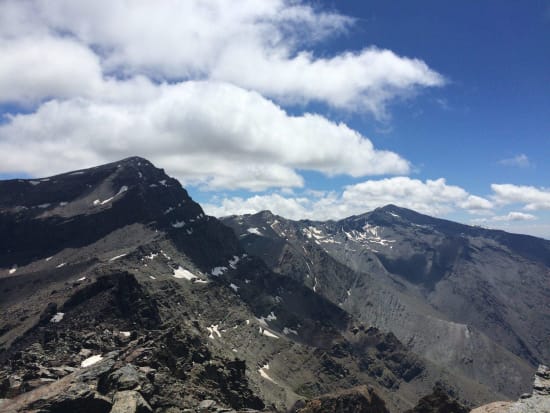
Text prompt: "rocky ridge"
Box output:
[[221, 206, 550, 401], [471, 365, 550, 413], [0, 157, 489, 412]]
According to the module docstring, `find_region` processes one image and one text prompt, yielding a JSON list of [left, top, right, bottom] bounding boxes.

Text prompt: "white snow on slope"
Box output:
[[247, 227, 262, 235], [259, 327, 279, 339], [50, 312, 64, 323], [257, 312, 277, 326], [8, 266, 16, 274], [207, 324, 222, 339], [173, 266, 197, 281], [171, 220, 185, 228], [211, 266, 227, 276], [81, 354, 103, 367], [94, 186, 129, 206], [258, 364, 277, 383], [228, 255, 240, 269], [230, 283, 239, 292], [109, 253, 127, 261]]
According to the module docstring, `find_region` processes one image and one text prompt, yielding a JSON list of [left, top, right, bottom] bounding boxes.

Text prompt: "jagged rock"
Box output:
[[533, 364, 550, 396], [471, 365, 550, 413], [198, 399, 216, 409], [294, 386, 389, 413], [404, 385, 468, 413], [2, 157, 546, 413], [29, 382, 112, 413], [106, 364, 146, 391], [110, 390, 152, 413]]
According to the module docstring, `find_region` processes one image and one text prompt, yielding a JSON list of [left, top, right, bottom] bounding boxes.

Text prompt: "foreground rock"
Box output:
[[294, 386, 389, 413], [1, 157, 540, 412], [471, 365, 550, 413], [404, 386, 468, 413]]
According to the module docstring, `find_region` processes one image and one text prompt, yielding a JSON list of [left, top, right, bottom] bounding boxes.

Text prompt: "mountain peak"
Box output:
[[0, 157, 206, 268]]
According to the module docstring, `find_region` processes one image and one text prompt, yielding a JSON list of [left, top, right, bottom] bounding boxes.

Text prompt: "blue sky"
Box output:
[[0, 1, 549, 238]]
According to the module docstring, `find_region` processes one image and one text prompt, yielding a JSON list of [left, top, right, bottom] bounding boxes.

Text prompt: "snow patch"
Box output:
[[96, 186, 129, 206], [37, 203, 50, 208], [228, 255, 240, 269], [194, 279, 208, 284], [260, 328, 279, 339], [144, 253, 158, 260], [81, 354, 103, 368], [257, 312, 277, 326], [149, 276, 156, 280], [56, 262, 66, 268], [120, 331, 131, 337], [211, 267, 227, 276], [76, 276, 87, 282], [229, 283, 239, 292], [50, 312, 64, 323], [171, 220, 185, 228], [164, 207, 174, 215], [109, 253, 127, 262], [258, 364, 277, 383], [283, 327, 298, 335], [45, 256, 53, 261], [247, 227, 262, 236], [29, 180, 40, 186], [206, 324, 221, 339], [159, 180, 167, 186], [173, 266, 198, 281], [8, 266, 16, 274]]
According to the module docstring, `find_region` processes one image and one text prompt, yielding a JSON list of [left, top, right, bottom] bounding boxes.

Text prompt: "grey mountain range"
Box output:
[[0, 157, 548, 412]]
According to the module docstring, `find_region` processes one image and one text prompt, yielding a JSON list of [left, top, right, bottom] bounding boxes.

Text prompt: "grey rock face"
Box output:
[[1, 158, 537, 413], [110, 390, 153, 413], [471, 365, 550, 412], [222, 205, 550, 400]]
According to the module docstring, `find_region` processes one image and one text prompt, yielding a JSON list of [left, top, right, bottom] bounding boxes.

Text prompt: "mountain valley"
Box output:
[[0, 157, 548, 413]]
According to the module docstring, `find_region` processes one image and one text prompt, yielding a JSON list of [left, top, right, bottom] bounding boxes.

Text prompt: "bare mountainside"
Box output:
[[221, 205, 550, 402], [0, 157, 498, 412]]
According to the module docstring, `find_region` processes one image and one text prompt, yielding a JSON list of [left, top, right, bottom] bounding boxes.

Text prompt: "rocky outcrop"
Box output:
[[3, 158, 545, 413], [222, 206, 550, 399], [404, 386, 468, 413], [471, 365, 550, 413], [294, 386, 390, 413]]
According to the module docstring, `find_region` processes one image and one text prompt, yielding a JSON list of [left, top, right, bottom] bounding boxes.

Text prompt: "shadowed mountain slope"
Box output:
[[0, 158, 502, 412]]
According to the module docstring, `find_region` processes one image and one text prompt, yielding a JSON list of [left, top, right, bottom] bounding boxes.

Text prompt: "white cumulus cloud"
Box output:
[[491, 184, 550, 210], [0, 0, 444, 116], [0, 81, 409, 190], [492, 212, 537, 222], [204, 177, 494, 220]]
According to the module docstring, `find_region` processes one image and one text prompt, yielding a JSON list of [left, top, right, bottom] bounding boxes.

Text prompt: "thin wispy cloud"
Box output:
[[498, 154, 531, 168]]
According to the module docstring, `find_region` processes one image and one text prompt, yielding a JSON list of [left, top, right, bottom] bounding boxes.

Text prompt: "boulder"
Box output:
[[110, 390, 152, 413]]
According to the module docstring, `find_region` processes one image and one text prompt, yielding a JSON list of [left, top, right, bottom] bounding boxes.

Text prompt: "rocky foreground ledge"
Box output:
[[471, 365, 550, 413]]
